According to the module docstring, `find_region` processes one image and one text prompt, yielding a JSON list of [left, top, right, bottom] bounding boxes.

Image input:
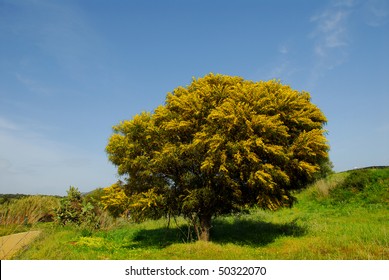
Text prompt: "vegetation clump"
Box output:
[[0, 195, 60, 226], [56, 186, 109, 230], [329, 168, 389, 205]]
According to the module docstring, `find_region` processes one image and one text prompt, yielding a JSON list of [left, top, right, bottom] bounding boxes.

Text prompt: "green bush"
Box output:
[[56, 186, 115, 230], [56, 186, 83, 225], [329, 168, 389, 206], [343, 170, 371, 191], [56, 186, 98, 228], [329, 170, 371, 202]]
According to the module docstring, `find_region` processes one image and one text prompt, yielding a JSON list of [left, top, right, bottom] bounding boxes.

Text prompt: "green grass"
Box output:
[[0, 224, 33, 237], [11, 167, 389, 260]]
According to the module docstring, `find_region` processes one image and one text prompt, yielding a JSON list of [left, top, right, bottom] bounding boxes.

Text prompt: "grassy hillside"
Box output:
[[11, 167, 389, 260]]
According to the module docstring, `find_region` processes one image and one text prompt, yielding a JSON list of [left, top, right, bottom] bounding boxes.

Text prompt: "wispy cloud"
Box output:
[[15, 73, 54, 96], [268, 60, 299, 81], [363, 0, 389, 27], [307, 0, 388, 88], [278, 44, 289, 55], [307, 0, 355, 87], [310, 7, 350, 58]]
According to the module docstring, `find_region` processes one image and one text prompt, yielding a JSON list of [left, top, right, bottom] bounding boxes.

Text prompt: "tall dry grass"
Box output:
[[0, 196, 60, 226]]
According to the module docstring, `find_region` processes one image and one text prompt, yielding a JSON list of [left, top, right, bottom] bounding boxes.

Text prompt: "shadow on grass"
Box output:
[[126, 218, 306, 249], [211, 218, 306, 247], [121, 225, 187, 249]]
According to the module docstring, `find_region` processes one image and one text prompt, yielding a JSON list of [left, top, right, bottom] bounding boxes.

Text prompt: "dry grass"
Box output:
[[311, 173, 346, 198], [0, 196, 60, 226]]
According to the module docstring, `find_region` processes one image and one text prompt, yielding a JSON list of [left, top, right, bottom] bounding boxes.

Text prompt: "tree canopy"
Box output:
[[106, 73, 330, 241]]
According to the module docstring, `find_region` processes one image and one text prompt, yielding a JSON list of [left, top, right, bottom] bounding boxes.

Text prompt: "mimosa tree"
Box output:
[[106, 73, 330, 241]]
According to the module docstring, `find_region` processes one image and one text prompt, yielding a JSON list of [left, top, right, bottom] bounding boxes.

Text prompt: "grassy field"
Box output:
[[8, 167, 389, 260]]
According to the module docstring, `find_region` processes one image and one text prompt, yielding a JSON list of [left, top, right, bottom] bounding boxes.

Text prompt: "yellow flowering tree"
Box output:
[[101, 181, 130, 218], [106, 74, 330, 241]]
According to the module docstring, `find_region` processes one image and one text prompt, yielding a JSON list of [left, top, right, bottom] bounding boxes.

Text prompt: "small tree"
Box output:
[[56, 186, 83, 225], [56, 186, 101, 229], [106, 74, 330, 241]]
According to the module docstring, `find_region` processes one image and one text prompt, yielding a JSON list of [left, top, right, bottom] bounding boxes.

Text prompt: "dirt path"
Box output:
[[0, 231, 41, 259]]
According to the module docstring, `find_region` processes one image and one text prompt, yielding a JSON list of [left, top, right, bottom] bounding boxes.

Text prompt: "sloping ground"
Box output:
[[0, 231, 41, 259], [340, 166, 389, 173]]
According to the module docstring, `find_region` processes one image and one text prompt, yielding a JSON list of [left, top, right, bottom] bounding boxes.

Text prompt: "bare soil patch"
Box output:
[[0, 231, 41, 259]]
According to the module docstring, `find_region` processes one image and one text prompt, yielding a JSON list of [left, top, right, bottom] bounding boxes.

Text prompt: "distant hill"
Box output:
[[340, 165, 389, 173], [0, 194, 30, 204], [0, 193, 62, 205]]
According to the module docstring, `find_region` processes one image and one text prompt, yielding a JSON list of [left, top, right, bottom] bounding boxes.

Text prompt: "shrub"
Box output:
[[56, 186, 83, 225], [329, 170, 371, 203], [56, 186, 97, 228], [328, 168, 389, 206], [342, 170, 371, 191]]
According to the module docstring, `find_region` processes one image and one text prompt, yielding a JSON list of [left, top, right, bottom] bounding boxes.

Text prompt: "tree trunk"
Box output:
[[199, 214, 212, 241]]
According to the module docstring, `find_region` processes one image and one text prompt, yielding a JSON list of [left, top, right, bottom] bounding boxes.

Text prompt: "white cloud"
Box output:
[[310, 9, 350, 57], [306, 1, 355, 88]]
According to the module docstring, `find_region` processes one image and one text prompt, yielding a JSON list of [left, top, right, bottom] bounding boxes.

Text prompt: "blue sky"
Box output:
[[1, 0, 388, 195]]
